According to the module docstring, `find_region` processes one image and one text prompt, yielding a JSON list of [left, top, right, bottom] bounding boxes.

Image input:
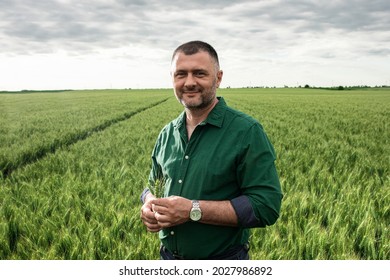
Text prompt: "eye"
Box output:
[[194, 71, 207, 77], [174, 71, 187, 78]]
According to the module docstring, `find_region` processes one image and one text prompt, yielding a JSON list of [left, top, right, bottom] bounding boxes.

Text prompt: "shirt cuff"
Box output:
[[140, 188, 151, 204], [231, 195, 260, 228]]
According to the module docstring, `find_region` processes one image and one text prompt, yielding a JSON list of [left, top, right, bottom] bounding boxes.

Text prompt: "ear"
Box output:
[[216, 70, 223, 88]]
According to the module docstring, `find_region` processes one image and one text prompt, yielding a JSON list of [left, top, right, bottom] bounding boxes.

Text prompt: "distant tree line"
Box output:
[[225, 85, 390, 90], [0, 89, 74, 94], [302, 85, 390, 90]]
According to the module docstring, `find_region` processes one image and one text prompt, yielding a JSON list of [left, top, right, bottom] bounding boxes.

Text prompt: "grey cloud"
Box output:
[[0, 0, 389, 58], [367, 47, 390, 56], [0, 0, 149, 53], [224, 0, 390, 33]]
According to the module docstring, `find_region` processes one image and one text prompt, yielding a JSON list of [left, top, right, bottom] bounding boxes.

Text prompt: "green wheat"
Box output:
[[149, 177, 166, 198], [0, 88, 388, 260]]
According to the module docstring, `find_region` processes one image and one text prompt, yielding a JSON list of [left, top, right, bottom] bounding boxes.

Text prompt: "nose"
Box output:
[[184, 74, 196, 88]]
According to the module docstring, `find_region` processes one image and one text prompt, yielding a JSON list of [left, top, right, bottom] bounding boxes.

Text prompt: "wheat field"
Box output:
[[0, 88, 388, 259]]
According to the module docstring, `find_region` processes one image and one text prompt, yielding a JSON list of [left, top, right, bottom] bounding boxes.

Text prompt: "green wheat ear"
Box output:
[[150, 177, 165, 198]]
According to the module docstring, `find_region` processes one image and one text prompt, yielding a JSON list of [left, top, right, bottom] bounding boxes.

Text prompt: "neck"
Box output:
[[185, 98, 219, 127]]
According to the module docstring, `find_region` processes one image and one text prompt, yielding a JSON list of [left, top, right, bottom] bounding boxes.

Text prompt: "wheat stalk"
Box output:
[[150, 176, 165, 198]]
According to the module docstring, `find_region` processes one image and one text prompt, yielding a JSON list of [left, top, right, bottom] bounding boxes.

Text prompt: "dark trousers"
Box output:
[[160, 244, 250, 260]]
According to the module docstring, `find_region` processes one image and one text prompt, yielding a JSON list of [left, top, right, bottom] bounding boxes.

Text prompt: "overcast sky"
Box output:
[[1, 0, 389, 91]]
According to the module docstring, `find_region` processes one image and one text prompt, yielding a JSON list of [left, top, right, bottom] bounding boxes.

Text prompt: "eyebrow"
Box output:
[[174, 68, 209, 73]]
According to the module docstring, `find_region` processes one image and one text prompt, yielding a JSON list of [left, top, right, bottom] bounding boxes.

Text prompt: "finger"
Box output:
[[152, 204, 170, 215], [152, 198, 171, 207], [146, 224, 161, 232], [142, 215, 161, 231], [141, 209, 159, 226], [157, 222, 171, 229], [154, 211, 176, 227], [142, 211, 159, 223], [154, 211, 168, 223]]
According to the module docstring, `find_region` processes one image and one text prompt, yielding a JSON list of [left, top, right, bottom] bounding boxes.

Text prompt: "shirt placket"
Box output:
[[170, 123, 205, 257], [176, 122, 206, 196]]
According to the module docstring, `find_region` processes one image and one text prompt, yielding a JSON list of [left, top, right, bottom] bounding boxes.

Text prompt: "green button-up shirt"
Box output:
[[148, 97, 282, 259]]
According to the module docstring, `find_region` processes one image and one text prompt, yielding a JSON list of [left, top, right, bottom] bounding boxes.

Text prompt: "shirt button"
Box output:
[[178, 179, 183, 184], [170, 231, 175, 235], [185, 155, 189, 159]]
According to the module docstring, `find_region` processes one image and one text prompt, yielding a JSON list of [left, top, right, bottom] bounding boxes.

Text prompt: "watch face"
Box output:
[[190, 209, 202, 221]]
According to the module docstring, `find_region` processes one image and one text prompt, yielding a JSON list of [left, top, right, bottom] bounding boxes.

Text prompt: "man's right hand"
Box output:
[[140, 193, 161, 232]]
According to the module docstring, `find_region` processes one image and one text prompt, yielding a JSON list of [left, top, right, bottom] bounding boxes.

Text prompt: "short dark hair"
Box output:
[[172, 41, 220, 69]]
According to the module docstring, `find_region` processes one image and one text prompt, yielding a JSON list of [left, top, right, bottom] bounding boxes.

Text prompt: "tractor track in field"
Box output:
[[1, 98, 170, 179]]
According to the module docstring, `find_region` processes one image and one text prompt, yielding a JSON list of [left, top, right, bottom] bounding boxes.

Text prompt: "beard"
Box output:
[[176, 83, 218, 111]]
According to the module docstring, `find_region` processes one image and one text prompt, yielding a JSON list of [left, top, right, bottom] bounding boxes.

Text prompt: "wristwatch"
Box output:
[[190, 200, 202, 221]]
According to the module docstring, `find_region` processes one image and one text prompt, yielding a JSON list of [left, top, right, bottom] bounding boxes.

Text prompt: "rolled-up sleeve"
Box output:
[[233, 123, 283, 228]]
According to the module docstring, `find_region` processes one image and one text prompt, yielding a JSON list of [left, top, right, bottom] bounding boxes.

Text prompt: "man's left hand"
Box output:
[[151, 196, 192, 228]]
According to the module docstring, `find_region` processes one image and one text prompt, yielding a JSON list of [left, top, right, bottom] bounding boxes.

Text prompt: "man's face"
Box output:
[[171, 51, 223, 110]]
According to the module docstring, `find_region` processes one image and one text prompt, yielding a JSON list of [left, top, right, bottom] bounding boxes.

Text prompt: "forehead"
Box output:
[[172, 51, 215, 72]]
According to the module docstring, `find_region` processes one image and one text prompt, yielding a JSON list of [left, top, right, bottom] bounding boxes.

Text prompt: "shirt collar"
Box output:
[[204, 96, 226, 128], [174, 96, 226, 129]]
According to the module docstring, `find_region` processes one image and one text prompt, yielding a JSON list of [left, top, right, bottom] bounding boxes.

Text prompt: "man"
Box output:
[[140, 41, 282, 260]]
